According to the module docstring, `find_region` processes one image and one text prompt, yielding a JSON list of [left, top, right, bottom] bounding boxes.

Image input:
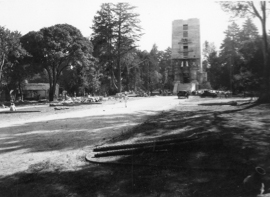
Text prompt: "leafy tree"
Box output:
[[59, 60, 100, 96], [204, 49, 224, 90], [148, 44, 162, 93], [0, 27, 27, 98], [220, 1, 270, 103], [4, 60, 36, 100], [202, 41, 216, 71], [21, 24, 95, 101], [79, 60, 101, 95], [120, 49, 139, 91], [133, 50, 150, 92], [159, 47, 172, 91]]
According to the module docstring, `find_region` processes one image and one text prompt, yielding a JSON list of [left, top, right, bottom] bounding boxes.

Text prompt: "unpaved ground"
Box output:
[[1, 96, 270, 197], [0, 96, 188, 176]]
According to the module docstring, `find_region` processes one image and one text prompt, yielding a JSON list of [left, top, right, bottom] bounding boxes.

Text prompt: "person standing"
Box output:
[[10, 103, 16, 111], [124, 92, 128, 108]]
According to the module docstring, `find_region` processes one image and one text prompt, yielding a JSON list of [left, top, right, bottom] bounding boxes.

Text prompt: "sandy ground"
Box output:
[[0, 96, 196, 177], [2, 96, 270, 197]]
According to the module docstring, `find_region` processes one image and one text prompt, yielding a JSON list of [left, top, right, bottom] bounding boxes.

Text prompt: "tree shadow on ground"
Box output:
[[1, 103, 270, 197], [0, 137, 257, 197], [0, 111, 159, 154]]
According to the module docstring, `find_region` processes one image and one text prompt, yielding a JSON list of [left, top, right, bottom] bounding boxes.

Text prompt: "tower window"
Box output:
[[183, 46, 188, 49], [183, 31, 188, 37], [183, 24, 188, 30], [183, 73, 190, 83]]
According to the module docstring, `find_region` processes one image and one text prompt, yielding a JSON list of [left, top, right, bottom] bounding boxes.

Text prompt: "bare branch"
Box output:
[[250, 1, 263, 22]]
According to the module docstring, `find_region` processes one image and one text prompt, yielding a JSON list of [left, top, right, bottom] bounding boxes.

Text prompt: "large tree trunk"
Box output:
[[45, 67, 55, 102], [126, 65, 130, 91], [0, 54, 5, 87], [49, 83, 56, 101], [117, 20, 122, 93], [257, 3, 270, 103], [117, 58, 121, 93], [18, 82, 23, 101], [49, 67, 59, 102]]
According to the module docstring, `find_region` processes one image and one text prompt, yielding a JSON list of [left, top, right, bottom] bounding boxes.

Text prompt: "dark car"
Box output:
[[177, 91, 189, 99], [200, 91, 217, 98]]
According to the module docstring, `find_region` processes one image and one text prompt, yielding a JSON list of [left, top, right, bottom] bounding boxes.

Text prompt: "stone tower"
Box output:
[[171, 18, 206, 93]]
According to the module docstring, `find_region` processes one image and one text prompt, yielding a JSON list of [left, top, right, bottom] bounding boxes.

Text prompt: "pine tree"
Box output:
[[113, 3, 142, 92], [236, 19, 262, 94], [219, 22, 241, 92], [220, 2, 269, 103], [91, 3, 117, 93], [91, 3, 142, 93], [159, 47, 172, 91], [239, 18, 260, 62], [240, 18, 259, 41]]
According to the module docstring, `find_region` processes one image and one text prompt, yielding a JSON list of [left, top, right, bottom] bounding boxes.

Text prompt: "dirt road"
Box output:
[[0, 96, 186, 177], [2, 96, 269, 197]]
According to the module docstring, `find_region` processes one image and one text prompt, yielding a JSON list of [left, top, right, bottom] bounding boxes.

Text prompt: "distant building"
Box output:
[[23, 83, 59, 100], [170, 18, 207, 93]]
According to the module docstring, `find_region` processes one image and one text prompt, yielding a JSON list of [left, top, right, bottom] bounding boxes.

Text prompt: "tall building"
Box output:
[[171, 18, 207, 93]]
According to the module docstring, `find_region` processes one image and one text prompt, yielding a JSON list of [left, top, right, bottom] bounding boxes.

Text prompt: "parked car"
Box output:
[[200, 91, 217, 98], [177, 91, 189, 99]]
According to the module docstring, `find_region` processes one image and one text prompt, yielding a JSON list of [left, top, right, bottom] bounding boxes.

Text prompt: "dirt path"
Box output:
[[0, 96, 185, 177], [3, 96, 268, 197]]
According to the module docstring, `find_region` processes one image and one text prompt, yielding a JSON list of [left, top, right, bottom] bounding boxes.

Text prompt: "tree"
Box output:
[[239, 18, 259, 61], [147, 44, 162, 93], [220, 1, 270, 103], [91, 3, 142, 94], [0, 27, 27, 98], [113, 3, 142, 92], [4, 59, 36, 101], [159, 47, 172, 91], [219, 22, 242, 93], [202, 41, 216, 71], [235, 18, 262, 93], [120, 49, 139, 91], [21, 24, 95, 101], [59, 59, 100, 96], [91, 3, 117, 93], [240, 17, 259, 41], [204, 49, 224, 90], [132, 50, 150, 92]]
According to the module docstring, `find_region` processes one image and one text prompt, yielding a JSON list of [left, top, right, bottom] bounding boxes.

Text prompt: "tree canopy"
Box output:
[[219, 1, 270, 103], [91, 3, 142, 93], [204, 17, 266, 94], [21, 24, 95, 101], [0, 27, 27, 91]]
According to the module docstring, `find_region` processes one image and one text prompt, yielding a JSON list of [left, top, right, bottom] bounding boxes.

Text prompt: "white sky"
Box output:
[[0, 0, 267, 52]]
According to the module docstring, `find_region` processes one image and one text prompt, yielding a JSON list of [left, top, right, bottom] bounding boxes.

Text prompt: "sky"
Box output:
[[0, 0, 266, 52]]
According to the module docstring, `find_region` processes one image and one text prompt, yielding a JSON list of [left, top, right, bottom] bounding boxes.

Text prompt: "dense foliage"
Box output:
[[203, 18, 269, 95], [219, 1, 269, 102], [91, 3, 143, 94], [20, 24, 95, 101], [0, 2, 269, 102], [0, 27, 29, 99]]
